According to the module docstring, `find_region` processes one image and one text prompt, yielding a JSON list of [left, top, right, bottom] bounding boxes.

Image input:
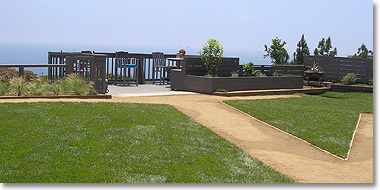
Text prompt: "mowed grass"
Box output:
[[0, 102, 292, 183], [224, 92, 373, 158]]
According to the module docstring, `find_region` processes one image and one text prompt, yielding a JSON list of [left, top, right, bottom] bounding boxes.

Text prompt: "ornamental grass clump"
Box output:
[[199, 39, 224, 77], [341, 73, 356, 85], [61, 74, 97, 95], [49, 79, 63, 95], [0, 77, 8, 95], [0, 74, 98, 96], [9, 77, 28, 96], [27, 77, 49, 96]]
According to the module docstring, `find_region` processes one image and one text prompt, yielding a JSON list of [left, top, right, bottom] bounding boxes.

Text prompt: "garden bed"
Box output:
[[0, 94, 112, 99], [331, 83, 373, 93], [171, 70, 303, 94]]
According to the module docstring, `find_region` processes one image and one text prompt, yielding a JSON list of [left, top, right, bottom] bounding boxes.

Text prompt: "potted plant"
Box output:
[[304, 62, 324, 81], [179, 49, 186, 58], [199, 39, 224, 77]]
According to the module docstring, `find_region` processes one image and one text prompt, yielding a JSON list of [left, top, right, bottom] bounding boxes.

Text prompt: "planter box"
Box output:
[[171, 70, 303, 94], [304, 71, 324, 81], [0, 95, 112, 99]]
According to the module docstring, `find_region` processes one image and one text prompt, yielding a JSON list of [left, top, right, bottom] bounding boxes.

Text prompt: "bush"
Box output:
[[0, 68, 18, 80], [0, 68, 36, 81], [199, 39, 224, 77], [215, 88, 228, 93], [242, 62, 257, 76], [230, 71, 239, 78], [24, 70, 37, 81], [256, 72, 267, 77], [341, 73, 356, 85]]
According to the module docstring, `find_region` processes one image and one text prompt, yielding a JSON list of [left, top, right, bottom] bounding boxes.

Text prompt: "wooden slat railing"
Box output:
[[48, 52, 177, 84]]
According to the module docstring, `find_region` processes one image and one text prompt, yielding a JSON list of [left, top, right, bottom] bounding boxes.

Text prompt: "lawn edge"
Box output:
[[220, 100, 364, 161], [346, 113, 362, 159], [0, 95, 112, 99], [168, 104, 295, 183]]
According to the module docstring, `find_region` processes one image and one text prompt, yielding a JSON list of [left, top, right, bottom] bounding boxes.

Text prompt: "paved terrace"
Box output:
[[108, 84, 195, 97]]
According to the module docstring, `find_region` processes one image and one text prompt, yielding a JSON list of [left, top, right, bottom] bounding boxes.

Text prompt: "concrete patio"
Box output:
[[107, 84, 196, 97]]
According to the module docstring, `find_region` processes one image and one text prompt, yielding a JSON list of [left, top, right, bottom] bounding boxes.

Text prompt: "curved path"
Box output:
[[0, 94, 373, 183]]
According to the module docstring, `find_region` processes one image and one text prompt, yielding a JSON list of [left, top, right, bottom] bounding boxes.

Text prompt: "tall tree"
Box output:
[[264, 37, 289, 65], [314, 36, 337, 56], [293, 34, 310, 65], [354, 43, 373, 58]]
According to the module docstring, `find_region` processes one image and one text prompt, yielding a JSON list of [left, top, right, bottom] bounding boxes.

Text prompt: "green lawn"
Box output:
[[0, 102, 292, 183], [224, 92, 373, 158]]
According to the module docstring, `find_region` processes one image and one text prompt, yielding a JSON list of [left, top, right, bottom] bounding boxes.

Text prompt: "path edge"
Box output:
[[220, 100, 365, 161]]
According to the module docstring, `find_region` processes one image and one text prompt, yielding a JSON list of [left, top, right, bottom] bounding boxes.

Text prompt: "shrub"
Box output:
[[215, 88, 228, 93], [256, 72, 267, 77], [341, 73, 356, 85], [0, 68, 18, 80], [0, 68, 36, 81], [272, 72, 279, 77], [242, 62, 258, 76], [369, 76, 373, 85], [306, 62, 323, 73], [230, 70, 239, 78], [204, 74, 215, 78], [24, 70, 37, 81], [199, 39, 224, 77]]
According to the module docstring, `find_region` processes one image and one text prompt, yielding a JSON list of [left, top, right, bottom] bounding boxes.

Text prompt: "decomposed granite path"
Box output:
[[0, 94, 373, 183]]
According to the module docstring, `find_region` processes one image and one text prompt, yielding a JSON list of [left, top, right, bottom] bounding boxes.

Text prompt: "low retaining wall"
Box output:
[[331, 84, 373, 93], [213, 88, 330, 96], [171, 70, 303, 94]]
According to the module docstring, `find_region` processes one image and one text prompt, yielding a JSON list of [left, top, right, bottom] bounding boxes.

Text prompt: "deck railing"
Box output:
[[48, 52, 177, 84]]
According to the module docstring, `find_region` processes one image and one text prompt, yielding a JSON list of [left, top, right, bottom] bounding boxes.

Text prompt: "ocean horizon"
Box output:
[[0, 42, 272, 76]]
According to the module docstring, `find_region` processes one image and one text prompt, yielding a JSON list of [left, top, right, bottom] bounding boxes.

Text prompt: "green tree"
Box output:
[[314, 36, 337, 56], [293, 34, 310, 65], [354, 43, 373, 58], [264, 37, 289, 65], [199, 39, 224, 76], [313, 48, 319, 56]]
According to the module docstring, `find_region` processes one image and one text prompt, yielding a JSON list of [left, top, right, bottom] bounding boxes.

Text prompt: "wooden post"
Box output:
[[66, 57, 74, 74], [48, 54, 52, 80], [19, 66, 24, 78], [137, 56, 144, 84], [90, 57, 96, 83]]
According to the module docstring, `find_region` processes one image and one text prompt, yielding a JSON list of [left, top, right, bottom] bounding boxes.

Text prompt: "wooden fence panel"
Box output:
[[183, 56, 240, 77], [304, 56, 373, 83]]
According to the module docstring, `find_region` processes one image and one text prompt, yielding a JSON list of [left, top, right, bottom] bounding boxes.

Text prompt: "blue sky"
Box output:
[[0, 0, 374, 64]]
